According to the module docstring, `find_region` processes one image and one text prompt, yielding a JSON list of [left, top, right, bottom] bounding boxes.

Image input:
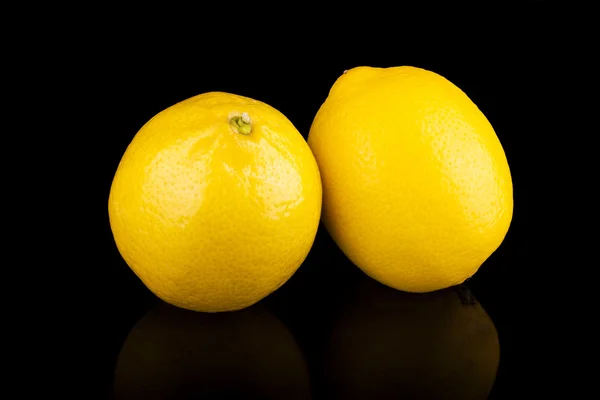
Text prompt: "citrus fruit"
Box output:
[[321, 278, 500, 399], [307, 66, 513, 292], [108, 92, 322, 312], [113, 302, 311, 399]]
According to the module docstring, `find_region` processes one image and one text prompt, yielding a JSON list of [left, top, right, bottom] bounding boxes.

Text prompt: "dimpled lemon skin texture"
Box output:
[[307, 66, 513, 293], [108, 92, 322, 312]]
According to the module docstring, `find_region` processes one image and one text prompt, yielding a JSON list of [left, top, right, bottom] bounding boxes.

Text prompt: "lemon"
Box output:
[[108, 92, 322, 312], [308, 66, 513, 292]]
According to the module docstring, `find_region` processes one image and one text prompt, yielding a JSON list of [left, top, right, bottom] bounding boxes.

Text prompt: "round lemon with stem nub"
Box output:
[[108, 91, 322, 312]]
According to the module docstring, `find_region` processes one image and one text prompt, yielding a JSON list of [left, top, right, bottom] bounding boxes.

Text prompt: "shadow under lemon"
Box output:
[[112, 301, 311, 399], [318, 277, 500, 400]]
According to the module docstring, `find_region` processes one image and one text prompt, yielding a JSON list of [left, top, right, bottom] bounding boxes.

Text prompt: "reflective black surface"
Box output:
[[114, 285, 498, 400]]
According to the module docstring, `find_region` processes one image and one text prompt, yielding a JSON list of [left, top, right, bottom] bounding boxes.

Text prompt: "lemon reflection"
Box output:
[[113, 301, 311, 399], [320, 278, 500, 400]]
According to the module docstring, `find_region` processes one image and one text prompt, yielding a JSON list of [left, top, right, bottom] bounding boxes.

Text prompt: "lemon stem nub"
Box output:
[[229, 112, 252, 135]]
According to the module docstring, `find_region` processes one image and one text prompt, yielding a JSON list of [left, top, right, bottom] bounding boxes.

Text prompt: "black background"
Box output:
[[59, 2, 576, 398]]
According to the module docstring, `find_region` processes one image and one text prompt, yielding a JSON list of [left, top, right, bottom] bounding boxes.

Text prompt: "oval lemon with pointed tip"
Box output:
[[308, 66, 513, 292]]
